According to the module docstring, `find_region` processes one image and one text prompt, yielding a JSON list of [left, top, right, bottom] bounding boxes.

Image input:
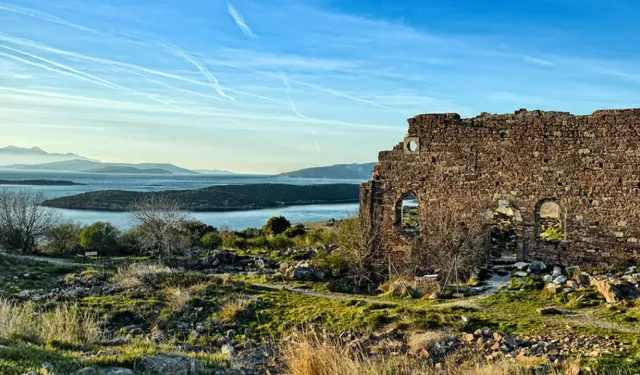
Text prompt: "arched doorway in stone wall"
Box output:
[[487, 199, 524, 260], [535, 199, 564, 241]]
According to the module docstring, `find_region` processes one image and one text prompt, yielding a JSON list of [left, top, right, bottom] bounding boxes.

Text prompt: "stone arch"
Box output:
[[395, 192, 420, 237], [487, 199, 524, 260], [535, 198, 565, 242]]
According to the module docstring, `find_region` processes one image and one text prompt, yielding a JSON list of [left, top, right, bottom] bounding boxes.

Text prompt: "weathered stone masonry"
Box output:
[[360, 109, 640, 268]]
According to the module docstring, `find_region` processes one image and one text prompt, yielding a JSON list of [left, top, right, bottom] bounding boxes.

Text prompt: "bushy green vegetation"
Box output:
[[41, 222, 83, 256], [79, 222, 121, 255], [201, 232, 223, 250], [263, 216, 292, 235], [42, 183, 360, 211]]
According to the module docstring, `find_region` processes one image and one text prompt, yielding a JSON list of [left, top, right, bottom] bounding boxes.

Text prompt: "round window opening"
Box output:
[[407, 140, 418, 152]]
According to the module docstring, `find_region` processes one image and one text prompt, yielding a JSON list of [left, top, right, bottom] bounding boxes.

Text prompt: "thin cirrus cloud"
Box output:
[[227, 3, 255, 38], [1, 0, 639, 173]]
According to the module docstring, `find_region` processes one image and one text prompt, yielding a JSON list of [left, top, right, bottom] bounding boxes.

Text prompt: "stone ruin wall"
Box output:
[[360, 108, 640, 268]]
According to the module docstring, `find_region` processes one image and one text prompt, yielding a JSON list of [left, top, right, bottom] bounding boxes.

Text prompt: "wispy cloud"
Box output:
[[227, 3, 254, 38], [0, 2, 99, 34], [281, 73, 305, 118]]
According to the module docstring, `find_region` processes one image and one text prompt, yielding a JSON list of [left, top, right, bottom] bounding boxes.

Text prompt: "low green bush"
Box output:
[[201, 232, 223, 250], [284, 224, 306, 238], [268, 234, 294, 250], [41, 222, 83, 256], [262, 216, 291, 236], [176, 219, 216, 247], [79, 222, 121, 255], [312, 248, 350, 277]]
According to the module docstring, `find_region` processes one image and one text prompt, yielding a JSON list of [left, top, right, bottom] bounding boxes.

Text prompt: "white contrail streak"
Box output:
[[281, 73, 305, 118], [227, 3, 254, 37]]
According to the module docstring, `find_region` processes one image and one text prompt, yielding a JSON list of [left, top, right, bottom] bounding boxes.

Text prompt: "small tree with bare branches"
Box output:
[[128, 195, 188, 261], [0, 190, 62, 252], [412, 197, 488, 287]]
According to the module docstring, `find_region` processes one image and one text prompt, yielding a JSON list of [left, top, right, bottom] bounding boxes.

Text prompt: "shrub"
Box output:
[[222, 234, 248, 250], [41, 222, 83, 256], [269, 233, 294, 250], [239, 227, 262, 239], [201, 232, 223, 250], [176, 219, 216, 247], [262, 216, 291, 236], [311, 248, 350, 277], [79, 222, 121, 255], [120, 226, 145, 255], [284, 224, 307, 238], [247, 235, 270, 249]]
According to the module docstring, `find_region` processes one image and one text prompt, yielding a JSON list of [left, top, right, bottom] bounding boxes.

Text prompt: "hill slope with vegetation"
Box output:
[[41, 183, 360, 212], [277, 162, 376, 180]]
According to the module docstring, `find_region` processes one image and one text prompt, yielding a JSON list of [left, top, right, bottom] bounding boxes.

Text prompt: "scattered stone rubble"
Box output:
[[461, 327, 624, 364], [508, 260, 640, 304]]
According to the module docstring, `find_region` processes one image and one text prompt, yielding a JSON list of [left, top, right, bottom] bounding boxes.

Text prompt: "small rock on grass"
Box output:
[[538, 307, 564, 315], [76, 368, 97, 375], [100, 368, 135, 375]]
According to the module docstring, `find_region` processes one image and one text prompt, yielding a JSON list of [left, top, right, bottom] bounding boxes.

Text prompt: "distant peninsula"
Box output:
[[277, 162, 376, 180], [41, 183, 359, 212], [0, 179, 84, 186], [87, 166, 173, 175]]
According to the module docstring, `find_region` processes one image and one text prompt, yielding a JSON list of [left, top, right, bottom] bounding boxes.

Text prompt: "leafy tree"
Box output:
[[79, 222, 121, 255], [262, 216, 291, 236], [42, 222, 83, 256], [120, 226, 145, 255], [201, 232, 223, 250], [176, 219, 216, 247]]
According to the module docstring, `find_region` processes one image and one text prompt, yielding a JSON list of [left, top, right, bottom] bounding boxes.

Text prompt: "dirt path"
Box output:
[[0, 250, 72, 266]]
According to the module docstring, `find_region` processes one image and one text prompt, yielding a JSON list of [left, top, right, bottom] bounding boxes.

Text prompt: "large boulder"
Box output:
[[590, 276, 640, 304], [139, 355, 204, 374]]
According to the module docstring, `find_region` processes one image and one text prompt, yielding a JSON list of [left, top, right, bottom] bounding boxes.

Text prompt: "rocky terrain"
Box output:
[[2, 224, 640, 374]]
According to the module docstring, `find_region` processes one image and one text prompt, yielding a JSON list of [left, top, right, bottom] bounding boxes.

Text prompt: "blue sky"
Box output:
[[2, 0, 640, 173]]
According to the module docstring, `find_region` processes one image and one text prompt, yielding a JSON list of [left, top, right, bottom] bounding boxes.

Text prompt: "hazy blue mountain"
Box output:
[[0, 145, 97, 165], [86, 166, 173, 175], [193, 169, 235, 175], [277, 162, 376, 180], [2, 159, 197, 175]]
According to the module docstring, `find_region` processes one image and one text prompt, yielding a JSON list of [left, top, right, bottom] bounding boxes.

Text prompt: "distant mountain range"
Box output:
[[87, 166, 174, 175], [2, 159, 197, 175], [0, 145, 98, 165], [277, 162, 376, 180]]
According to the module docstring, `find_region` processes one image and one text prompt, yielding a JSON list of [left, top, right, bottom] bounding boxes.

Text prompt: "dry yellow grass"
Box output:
[[41, 304, 102, 345], [219, 298, 249, 322], [164, 287, 191, 312], [112, 262, 171, 289], [283, 331, 557, 375], [0, 299, 39, 341], [0, 298, 101, 345]]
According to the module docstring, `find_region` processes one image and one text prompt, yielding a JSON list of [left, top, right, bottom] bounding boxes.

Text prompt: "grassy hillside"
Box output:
[[41, 183, 360, 212], [277, 162, 376, 180]]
